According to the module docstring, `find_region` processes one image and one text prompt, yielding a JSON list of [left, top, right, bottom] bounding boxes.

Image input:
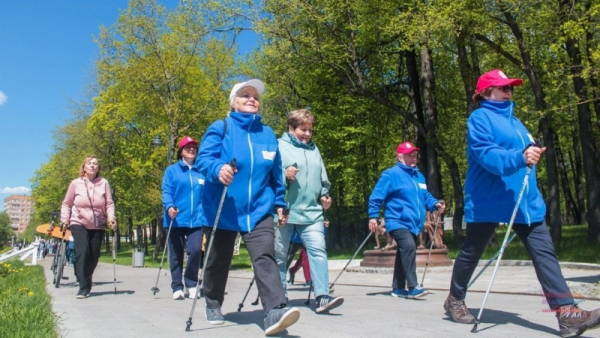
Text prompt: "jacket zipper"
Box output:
[[246, 116, 255, 232]]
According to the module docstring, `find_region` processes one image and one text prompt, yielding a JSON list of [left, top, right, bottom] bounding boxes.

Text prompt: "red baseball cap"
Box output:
[[397, 141, 419, 155], [475, 69, 523, 94], [178, 136, 198, 149]]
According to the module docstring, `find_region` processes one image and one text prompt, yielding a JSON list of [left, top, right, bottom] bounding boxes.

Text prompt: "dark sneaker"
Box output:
[[444, 294, 475, 324], [316, 295, 344, 314], [205, 307, 225, 325], [288, 270, 295, 284], [391, 288, 409, 298], [556, 304, 600, 338], [264, 306, 300, 336], [407, 286, 428, 299]]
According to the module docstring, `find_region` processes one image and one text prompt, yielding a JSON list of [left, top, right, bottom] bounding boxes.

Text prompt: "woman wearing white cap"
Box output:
[[367, 141, 444, 299], [444, 69, 600, 338], [161, 136, 205, 300], [196, 79, 300, 335]]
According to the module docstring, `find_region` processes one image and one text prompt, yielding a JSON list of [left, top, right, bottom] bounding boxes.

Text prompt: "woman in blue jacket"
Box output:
[[196, 79, 300, 336], [161, 136, 205, 300], [444, 69, 600, 338], [368, 141, 444, 299]]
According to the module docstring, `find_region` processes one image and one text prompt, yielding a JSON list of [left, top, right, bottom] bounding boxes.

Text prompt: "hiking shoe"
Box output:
[[391, 288, 409, 298], [556, 304, 600, 337], [407, 286, 428, 299], [172, 290, 185, 300], [188, 287, 198, 299], [444, 294, 475, 324], [316, 295, 344, 314], [205, 307, 225, 325], [264, 306, 300, 336]]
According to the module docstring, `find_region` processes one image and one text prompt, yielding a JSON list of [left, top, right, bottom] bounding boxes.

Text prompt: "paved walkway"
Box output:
[[40, 258, 600, 338]]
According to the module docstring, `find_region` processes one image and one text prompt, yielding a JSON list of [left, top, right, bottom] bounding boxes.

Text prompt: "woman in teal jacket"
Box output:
[[274, 109, 343, 314], [196, 79, 300, 336], [368, 141, 443, 299], [161, 136, 204, 300]]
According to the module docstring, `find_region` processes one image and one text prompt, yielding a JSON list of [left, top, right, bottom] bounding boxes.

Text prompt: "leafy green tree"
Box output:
[[0, 212, 13, 248]]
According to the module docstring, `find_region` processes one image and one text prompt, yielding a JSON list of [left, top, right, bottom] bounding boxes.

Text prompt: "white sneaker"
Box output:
[[188, 287, 197, 299], [173, 290, 185, 300]]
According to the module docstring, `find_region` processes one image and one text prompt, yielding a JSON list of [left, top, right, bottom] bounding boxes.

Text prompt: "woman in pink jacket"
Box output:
[[61, 155, 117, 299]]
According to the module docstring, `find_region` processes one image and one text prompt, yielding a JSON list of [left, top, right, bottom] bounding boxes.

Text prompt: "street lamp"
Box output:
[[151, 133, 174, 165]]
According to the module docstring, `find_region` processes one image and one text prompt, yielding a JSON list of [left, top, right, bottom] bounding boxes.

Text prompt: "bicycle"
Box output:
[[48, 214, 69, 288]]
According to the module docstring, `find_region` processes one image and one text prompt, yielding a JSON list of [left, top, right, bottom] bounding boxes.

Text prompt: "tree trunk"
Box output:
[[562, 26, 600, 241], [556, 146, 580, 224], [456, 30, 476, 114], [419, 46, 443, 198]]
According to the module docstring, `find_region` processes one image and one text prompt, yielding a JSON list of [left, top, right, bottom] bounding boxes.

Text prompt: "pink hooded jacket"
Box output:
[[61, 176, 116, 230]]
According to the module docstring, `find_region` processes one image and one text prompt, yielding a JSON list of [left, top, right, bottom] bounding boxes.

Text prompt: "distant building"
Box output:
[[3, 195, 34, 233]]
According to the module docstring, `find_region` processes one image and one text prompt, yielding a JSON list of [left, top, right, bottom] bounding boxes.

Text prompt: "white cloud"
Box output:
[[0, 91, 6, 106], [0, 186, 31, 194]]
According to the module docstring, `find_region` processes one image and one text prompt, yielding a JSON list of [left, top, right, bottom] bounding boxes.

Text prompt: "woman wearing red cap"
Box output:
[[161, 136, 205, 300], [444, 69, 600, 337], [367, 141, 445, 299]]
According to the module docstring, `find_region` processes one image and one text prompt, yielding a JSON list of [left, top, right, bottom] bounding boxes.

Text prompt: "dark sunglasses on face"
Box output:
[[498, 85, 514, 93]]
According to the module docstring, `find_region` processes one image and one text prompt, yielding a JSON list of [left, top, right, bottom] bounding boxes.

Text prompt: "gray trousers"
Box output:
[[203, 215, 286, 314]]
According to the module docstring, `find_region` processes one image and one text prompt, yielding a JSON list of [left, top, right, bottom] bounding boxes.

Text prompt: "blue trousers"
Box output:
[[275, 221, 329, 298], [168, 227, 204, 292], [450, 221, 574, 309]]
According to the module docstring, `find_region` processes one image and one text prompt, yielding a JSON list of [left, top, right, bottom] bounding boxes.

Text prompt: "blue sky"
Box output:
[[0, 1, 257, 210]]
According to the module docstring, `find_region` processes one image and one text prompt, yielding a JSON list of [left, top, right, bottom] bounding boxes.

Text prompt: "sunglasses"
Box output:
[[497, 85, 514, 93]]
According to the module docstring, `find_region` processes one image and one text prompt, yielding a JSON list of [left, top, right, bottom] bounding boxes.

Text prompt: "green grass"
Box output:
[[444, 224, 600, 264], [0, 259, 58, 338], [98, 225, 600, 270]]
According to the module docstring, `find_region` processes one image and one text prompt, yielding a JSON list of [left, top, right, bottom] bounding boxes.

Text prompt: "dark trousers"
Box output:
[[388, 228, 419, 289], [450, 221, 573, 309], [168, 227, 204, 291], [71, 225, 104, 293], [203, 215, 285, 314]]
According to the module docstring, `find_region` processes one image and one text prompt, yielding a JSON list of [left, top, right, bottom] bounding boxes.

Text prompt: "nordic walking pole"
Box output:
[[329, 232, 373, 289], [112, 229, 118, 295], [472, 167, 531, 333], [467, 232, 516, 289], [151, 207, 177, 295], [419, 211, 441, 288], [186, 159, 236, 332], [305, 282, 313, 305], [238, 276, 255, 312]]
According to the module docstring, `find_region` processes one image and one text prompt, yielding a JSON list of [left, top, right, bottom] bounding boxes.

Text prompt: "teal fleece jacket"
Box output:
[[278, 132, 330, 225]]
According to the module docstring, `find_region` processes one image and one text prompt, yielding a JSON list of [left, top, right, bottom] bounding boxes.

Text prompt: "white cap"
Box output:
[[229, 79, 265, 107]]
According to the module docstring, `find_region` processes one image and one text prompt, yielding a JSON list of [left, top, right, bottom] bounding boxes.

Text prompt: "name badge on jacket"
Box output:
[[419, 183, 427, 189], [262, 151, 276, 161]]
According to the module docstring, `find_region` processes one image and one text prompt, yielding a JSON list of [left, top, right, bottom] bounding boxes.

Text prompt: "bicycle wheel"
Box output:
[[54, 240, 67, 288], [51, 248, 59, 284]]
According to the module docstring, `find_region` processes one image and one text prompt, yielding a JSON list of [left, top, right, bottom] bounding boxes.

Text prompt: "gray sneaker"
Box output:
[[205, 307, 225, 325], [264, 306, 300, 336], [316, 295, 344, 314]]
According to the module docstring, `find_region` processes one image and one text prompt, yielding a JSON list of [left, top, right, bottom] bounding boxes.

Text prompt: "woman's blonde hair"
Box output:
[[287, 109, 315, 130], [79, 155, 102, 179]]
